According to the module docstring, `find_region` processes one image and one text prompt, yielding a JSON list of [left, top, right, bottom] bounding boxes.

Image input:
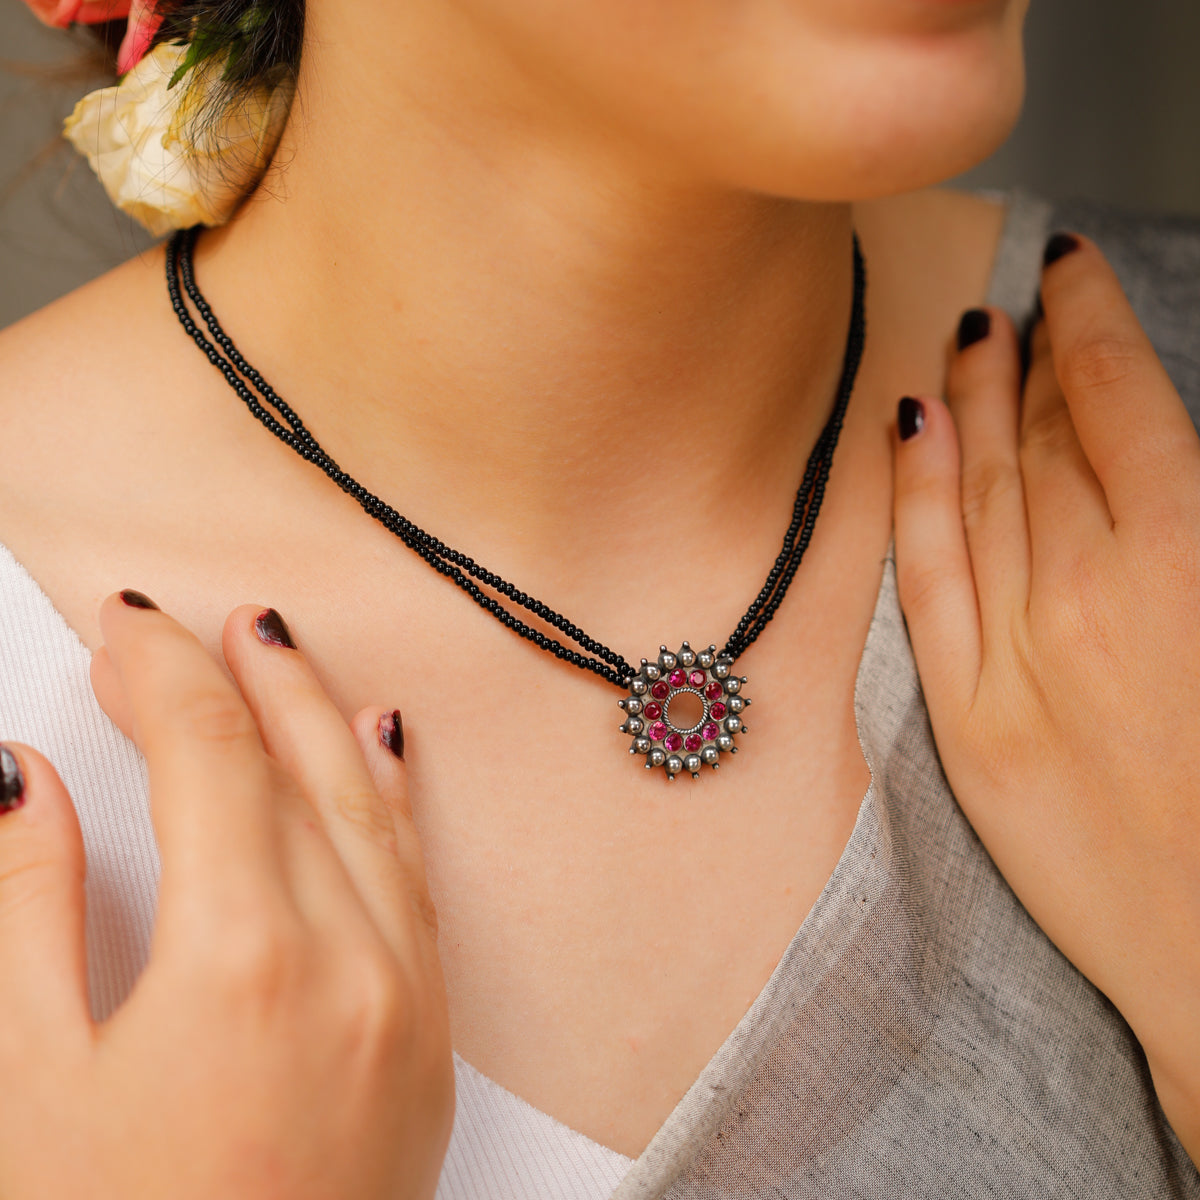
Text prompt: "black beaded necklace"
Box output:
[[165, 225, 866, 780]]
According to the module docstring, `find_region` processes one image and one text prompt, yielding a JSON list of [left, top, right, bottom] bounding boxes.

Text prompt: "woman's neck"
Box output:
[[192, 3, 863, 576]]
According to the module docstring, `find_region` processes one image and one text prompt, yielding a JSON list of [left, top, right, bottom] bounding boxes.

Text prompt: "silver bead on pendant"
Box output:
[[618, 643, 749, 779]]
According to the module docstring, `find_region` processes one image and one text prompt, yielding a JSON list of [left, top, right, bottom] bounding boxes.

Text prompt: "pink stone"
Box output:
[[664, 732, 684, 752], [643, 702, 662, 721], [709, 701, 727, 720], [651, 681, 670, 700], [705, 681, 723, 701], [649, 721, 669, 742], [668, 668, 687, 687], [689, 669, 706, 687], [685, 734, 703, 753], [702, 722, 720, 740]]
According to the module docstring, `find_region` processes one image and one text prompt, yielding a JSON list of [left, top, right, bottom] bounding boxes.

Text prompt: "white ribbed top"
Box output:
[[0, 540, 632, 1199]]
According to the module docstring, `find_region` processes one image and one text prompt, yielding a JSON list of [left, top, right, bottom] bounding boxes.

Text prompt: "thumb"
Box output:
[[892, 394, 981, 716], [0, 743, 92, 1038]]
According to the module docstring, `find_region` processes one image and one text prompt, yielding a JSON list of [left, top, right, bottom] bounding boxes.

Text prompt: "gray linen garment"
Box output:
[[609, 191, 1200, 1199]]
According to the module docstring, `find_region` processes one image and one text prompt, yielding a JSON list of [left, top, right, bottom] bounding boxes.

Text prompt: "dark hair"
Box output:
[[146, 0, 304, 141]]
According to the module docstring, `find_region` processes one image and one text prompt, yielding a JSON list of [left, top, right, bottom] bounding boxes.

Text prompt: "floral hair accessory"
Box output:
[[117, 0, 165, 73], [62, 39, 294, 236], [21, 0, 295, 236], [21, 0, 162, 80]]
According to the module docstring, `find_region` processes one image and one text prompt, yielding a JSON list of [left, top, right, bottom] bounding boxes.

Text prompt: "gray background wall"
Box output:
[[2, 0, 1199, 331]]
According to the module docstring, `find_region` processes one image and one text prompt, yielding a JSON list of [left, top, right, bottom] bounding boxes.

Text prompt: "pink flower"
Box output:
[[20, 0, 163, 75], [21, 0, 131, 30], [116, 0, 164, 74]]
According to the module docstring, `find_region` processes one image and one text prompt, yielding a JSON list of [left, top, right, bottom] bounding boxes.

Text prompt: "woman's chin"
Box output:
[[710, 41, 1027, 203]]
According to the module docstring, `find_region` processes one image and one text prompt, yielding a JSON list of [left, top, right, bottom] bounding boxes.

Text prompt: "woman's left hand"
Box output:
[[892, 233, 1200, 1162]]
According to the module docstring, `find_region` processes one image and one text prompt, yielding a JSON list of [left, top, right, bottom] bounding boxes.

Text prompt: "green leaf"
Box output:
[[236, 3, 269, 35], [166, 25, 229, 89]]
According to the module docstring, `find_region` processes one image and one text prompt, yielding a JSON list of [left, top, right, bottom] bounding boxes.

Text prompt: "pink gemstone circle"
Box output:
[[643, 702, 662, 721], [651, 681, 670, 700], [710, 701, 727, 720], [702, 722, 720, 740], [685, 734, 703, 753], [689, 669, 706, 687], [705, 681, 723, 701], [668, 668, 687, 687], [664, 732, 684, 753], [649, 721, 669, 742]]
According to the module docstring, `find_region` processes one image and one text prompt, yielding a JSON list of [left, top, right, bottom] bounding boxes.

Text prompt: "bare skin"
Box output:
[[0, 184, 1004, 1156]]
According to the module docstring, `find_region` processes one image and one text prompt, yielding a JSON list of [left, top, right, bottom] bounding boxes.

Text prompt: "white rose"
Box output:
[[63, 41, 295, 237]]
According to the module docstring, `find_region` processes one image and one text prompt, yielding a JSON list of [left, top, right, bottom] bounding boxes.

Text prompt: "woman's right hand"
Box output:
[[0, 592, 454, 1200]]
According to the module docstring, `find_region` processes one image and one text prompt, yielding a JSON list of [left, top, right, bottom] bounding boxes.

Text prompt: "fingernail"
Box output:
[[0, 745, 25, 813], [956, 308, 991, 351], [254, 608, 296, 649], [379, 710, 405, 761], [898, 396, 925, 441], [1043, 232, 1081, 267], [120, 589, 159, 610]]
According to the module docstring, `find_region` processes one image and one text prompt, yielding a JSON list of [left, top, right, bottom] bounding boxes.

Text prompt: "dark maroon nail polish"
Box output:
[[254, 608, 296, 649], [1043, 232, 1081, 267], [0, 745, 25, 813], [898, 396, 925, 441], [956, 308, 991, 351], [120, 589, 159, 610], [379, 710, 405, 761]]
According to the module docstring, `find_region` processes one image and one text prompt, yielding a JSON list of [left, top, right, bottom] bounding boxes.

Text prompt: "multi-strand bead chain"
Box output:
[[165, 226, 866, 779]]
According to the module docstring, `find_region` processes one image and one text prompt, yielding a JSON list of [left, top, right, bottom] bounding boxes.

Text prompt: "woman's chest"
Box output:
[[0, 371, 894, 1158], [251, 532, 880, 1157], [411, 661, 872, 1159], [1, 504, 883, 1160]]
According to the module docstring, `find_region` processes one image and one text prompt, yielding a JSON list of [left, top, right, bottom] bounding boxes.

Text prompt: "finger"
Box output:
[[350, 707, 440, 947], [222, 608, 434, 957], [892, 394, 982, 716], [1039, 232, 1200, 525], [946, 307, 1031, 630], [1019, 317, 1114, 575], [97, 590, 284, 919], [89, 646, 133, 740], [0, 743, 91, 1041]]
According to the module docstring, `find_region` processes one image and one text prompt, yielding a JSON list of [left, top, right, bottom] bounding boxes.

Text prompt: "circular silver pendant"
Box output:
[[618, 643, 750, 780]]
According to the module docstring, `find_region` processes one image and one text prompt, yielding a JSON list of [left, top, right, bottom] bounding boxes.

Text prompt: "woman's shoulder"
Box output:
[[1049, 195, 1200, 275], [0, 238, 202, 651], [0, 239, 168, 427], [0, 239, 172, 481]]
